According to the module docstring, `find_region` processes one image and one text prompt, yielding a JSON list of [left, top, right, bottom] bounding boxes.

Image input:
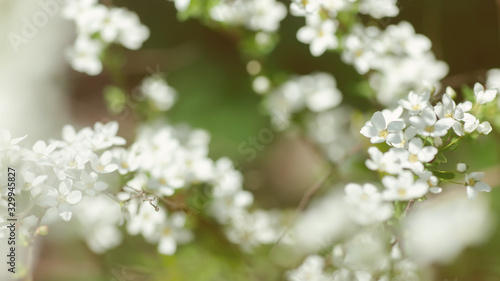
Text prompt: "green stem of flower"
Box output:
[[441, 136, 463, 151]]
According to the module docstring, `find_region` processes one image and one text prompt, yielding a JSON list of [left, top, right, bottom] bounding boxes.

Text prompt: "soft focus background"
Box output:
[[3, 0, 500, 280]]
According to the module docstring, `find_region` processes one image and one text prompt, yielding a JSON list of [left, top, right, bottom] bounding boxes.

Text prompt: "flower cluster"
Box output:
[[104, 121, 282, 254], [291, 0, 399, 57], [265, 72, 343, 130], [0, 117, 283, 258], [287, 231, 419, 281], [342, 22, 448, 105], [140, 76, 177, 111], [62, 0, 150, 75], [361, 86, 495, 200], [307, 107, 359, 164], [209, 0, 287, 33]]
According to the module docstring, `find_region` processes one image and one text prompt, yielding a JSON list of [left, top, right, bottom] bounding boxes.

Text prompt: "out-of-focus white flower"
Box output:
[[465, 172, 491, 199], [126, 201, 166, 241], [287, 255, 330, 281], [151, 212, 193, 255], [210, 0, 286, 33], [74, 171, 108, 196], [225, 210, 280, 252], [297, 17, 339, 57], [39, 179, 83, 221], [140, 76, 177, 111], [359, 0, 399, 19], [253, 76, 271, 94], [66, 36, 103, 76], [344, 183, 393, 225], [474, 83, 497, 105], [0, 129, 27, 151], [382, 171, 428, 201], [404, 194, 493, 265], [171, 0, 191, 12]]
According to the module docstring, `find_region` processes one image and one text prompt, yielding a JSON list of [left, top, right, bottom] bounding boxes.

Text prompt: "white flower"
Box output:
[[155, 212, 193, 255], [418, 170, 441, 194], [359, 0, 399, 19], [287, 255, 329, 281], [30, 140, 58, 163], [453, 113, 480, 136], [114, 9, 150, 50], [90, 151, 118, 173], [303, 73, 342, 112], [434, 93, 464, 121], [126, 201, 166, 241], [22, 171, 47, 196], [171, 0, 191, 12], [365, 147, 405, 174], [225, 210, 279, 251], [360, 111, 405, 143], [290, 0, 320, 17], [245, 0, 287, 33], [477, 121, 492, 135], [140, 76, 177, 111], [91, 121, 126, 149], [210, 190, 254, 223], [297, 17, 339, 57], [382, 171, 429, 201], [0, 130, 27, 151], [404, 138, 438, 173], [474, 83, 497, 105], [344, 183, 393, 225], [149, 165, 186, 196], [465, 172, 491, 199], [404, 195, 493, 265], [409, 107, 454, 137], [113, 147, 139, 174], [75, 171, 108, 196], [40, 179, 83, 221], [399, 91, 430, 115], [386, 126, 417, 148], [66, 36, 103, 76]]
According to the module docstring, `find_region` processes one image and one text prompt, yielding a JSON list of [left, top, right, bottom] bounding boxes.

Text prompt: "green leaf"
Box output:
[[435, 153, 447, 164], [433, 171, 456, 180]]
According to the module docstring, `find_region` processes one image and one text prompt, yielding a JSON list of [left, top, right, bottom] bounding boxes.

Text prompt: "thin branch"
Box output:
[[273, 168, 335, 247]]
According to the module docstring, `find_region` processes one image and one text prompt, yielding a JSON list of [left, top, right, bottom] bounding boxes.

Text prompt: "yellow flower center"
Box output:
[[379, 129, 389, 138]]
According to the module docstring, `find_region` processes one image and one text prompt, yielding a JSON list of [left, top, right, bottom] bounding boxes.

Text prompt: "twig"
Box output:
[[273, 168, 335, 247]]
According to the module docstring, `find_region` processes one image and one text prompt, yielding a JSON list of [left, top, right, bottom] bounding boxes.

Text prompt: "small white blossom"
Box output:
[[382, 171, 429, 201], [474, 83, 497, 105], [360, 111, 405, 143], [409, 107, 454, 137], [297, 17, 339, 57], [465, 172, 491, 199]]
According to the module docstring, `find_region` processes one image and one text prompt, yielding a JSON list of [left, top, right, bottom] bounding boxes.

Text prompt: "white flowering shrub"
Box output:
[[3, 0, 500, 280]]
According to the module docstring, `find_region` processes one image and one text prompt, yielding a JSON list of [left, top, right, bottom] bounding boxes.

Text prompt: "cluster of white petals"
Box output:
[[210, 0, 287, 33], [0, 118, 283, 257], [360, 87, 495, 200], [342, 22, 448, 105], [266, 72, 343, 130], [291, 0, 399, 57], [63, 0, 150, 75]]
